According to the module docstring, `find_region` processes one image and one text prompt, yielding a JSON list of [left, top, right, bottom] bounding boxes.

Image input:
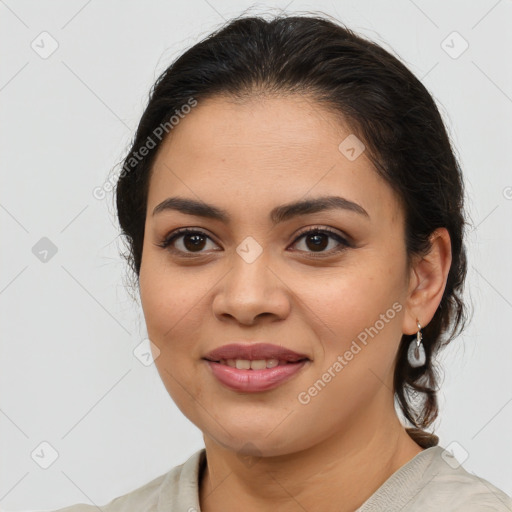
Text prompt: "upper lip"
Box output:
[[203, 343, 310, 362]]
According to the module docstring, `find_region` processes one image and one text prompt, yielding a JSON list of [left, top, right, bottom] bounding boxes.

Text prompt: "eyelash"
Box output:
[[156, 226, 351, 258]]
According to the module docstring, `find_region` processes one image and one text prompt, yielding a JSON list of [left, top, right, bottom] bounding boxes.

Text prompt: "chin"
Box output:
[[204, 424, 310, 458]]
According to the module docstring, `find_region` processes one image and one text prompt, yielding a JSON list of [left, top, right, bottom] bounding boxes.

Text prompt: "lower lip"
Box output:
[[204, 360, 309, 392]]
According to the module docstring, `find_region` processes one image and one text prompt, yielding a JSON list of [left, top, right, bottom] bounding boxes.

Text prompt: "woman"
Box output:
[[52, 13, 512, 512]]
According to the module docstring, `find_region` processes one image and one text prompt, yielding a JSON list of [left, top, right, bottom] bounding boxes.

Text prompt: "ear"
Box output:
[[402, 228, 452, 335]]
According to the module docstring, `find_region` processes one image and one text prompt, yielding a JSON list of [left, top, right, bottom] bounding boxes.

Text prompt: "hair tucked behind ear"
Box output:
[[114, 12, 468, 444]]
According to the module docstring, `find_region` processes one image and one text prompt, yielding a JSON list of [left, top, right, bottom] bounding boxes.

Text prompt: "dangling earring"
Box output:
[[407, 320, 426, 368]]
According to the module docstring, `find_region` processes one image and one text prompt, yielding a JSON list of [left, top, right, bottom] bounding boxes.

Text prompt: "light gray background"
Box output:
[[1, 0, 511, 510]]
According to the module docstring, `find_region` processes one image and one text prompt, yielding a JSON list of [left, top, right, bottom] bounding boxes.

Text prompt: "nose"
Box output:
[[212, 251, 291, 326]]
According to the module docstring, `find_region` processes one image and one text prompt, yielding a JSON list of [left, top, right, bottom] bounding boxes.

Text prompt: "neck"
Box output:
[[199, 403, 423, 512]]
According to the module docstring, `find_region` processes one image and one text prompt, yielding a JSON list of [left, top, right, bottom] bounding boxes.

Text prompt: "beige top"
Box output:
[[49, 445, 512, 511]]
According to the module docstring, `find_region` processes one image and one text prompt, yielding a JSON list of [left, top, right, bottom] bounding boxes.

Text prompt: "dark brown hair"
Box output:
[[114, 13, 468, 447]]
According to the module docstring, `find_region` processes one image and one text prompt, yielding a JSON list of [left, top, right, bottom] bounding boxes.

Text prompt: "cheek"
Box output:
[[299, 263, 406, 385], [140, 280, 205, 419], [297, 263, 402, 333], [139, 256, 211, 402], [139, 256, 205, 343]]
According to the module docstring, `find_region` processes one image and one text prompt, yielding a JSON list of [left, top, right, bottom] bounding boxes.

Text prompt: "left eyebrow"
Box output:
[[152, 195, 370, 224]]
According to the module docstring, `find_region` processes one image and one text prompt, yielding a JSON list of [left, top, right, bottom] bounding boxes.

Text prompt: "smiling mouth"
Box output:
[[206, 358, 309, 370]]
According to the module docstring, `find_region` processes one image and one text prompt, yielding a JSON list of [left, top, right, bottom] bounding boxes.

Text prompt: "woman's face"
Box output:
[[139, 95, 414, 457]]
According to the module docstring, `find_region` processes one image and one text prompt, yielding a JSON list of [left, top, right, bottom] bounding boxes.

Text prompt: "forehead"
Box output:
[[147, 95, 402, 226], [156, 94, 349, 165]]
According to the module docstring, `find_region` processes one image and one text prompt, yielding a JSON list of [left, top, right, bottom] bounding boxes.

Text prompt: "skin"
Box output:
[[138, 94, 452, 512]]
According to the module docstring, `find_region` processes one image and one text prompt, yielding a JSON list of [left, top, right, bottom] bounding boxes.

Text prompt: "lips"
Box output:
[[203, 343, 311, 392], [203, 343, 310, 363]]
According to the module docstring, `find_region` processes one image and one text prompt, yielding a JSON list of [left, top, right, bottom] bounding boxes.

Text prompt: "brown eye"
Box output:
[[158, 229, 220, 255], [291, 227, 350, 255], [181, 233, 208, 252]]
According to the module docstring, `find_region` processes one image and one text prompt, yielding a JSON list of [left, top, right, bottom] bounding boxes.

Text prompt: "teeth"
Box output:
[[250, 360, 267, 370], [235, 359, 251, 370], [220, 358, 281, 369]]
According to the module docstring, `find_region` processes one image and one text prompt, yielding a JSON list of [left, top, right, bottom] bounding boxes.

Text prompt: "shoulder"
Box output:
[[47, 471, 168, 512], [44, 448, 205, 512], [412, 446, 512, 511], [357, 445, 512, 512]]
